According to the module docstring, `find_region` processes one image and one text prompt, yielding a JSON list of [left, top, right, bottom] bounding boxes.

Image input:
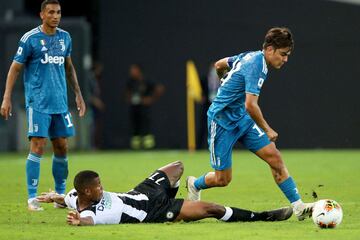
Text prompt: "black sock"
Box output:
[[223, 207, 267, 222]]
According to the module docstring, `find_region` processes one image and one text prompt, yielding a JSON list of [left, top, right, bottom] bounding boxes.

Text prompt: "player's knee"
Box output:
[[171, 160, 184, 174], [30, 138, 47, 155], [53, 142, 68, 155]]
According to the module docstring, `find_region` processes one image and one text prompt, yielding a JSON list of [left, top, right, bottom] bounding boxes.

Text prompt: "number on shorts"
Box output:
[[148, 172, 165, 185], [252, 124, 265, 137], [64, 113, 73, 127]]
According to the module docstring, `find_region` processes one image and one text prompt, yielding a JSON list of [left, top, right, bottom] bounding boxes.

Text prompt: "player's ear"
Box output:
[[84, 188, 91, 196], [40, 11, 44, 20], [264, 46, 275, 53]]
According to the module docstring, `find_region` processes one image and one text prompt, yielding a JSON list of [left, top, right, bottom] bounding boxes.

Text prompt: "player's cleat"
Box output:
[[28, 198, 44, 211], [186, 176, 201, 201], [263, 207, 293, 221], [294, 202, 315, 221]]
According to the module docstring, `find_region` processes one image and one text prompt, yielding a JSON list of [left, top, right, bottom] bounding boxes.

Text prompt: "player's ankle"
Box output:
[[291, 199, 304, 210]]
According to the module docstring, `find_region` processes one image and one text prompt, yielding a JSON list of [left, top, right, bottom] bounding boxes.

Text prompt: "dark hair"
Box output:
[[130, 63, 144, 71], [41, 0, 60, 11], [74, 170, 99, 193], [263, 27, 294, 51]]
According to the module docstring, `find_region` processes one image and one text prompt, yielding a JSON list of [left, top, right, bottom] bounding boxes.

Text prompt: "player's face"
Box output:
[[265, 46, 291, 69], [40, 4, 61, 28], [89, 177, 103, 201], [129, 65, 143, 80]]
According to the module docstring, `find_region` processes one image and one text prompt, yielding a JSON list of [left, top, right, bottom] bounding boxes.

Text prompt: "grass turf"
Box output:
[[0, 150, 359, 240]]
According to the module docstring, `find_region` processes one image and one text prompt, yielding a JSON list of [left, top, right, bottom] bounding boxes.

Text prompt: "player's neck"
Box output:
[[77, 197, 93, 211], [40, 24, 57, 35]]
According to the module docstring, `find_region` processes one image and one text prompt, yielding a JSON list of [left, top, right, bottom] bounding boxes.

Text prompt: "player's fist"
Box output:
[[67, 211, 81, 226], [0, 98, 12, 120], [266, 128, 278, 142]]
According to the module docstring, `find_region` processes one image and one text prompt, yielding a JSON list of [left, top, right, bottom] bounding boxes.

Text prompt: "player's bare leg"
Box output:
[[204, 169, 232, 187], [30, 137, 47, 155], [255, 142, 289, 183], [175, 200, 293, 222], [51, 137, 69, 208], [256, 142, 314, 220], [27, 137, 47, 211], [51, 137, 68, 156], [158, 161, 184, 198], [186, 168, 232, 201]]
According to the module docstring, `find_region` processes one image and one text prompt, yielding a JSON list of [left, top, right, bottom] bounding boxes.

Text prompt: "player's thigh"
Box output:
[[26, 107, 51, 138], [239, 122, 271, 153], [49, 111, 75, 138], [255, 142, 283, 167], [208, 120, 240, 171], [134, 170, 172, 197]]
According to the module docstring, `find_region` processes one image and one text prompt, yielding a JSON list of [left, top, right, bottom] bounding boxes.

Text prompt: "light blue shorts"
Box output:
[[26, 107, 75, 139], [207, 116, 271, 170]]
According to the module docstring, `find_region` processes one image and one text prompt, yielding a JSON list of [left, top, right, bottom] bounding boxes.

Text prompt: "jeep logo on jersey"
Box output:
[[40, 53, 65, 65]]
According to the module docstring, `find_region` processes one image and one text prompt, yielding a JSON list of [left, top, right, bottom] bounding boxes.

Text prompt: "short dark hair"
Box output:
[[74, 170, 99, 193], [41, 0, 60, 11], [263, 27, 294, 51]]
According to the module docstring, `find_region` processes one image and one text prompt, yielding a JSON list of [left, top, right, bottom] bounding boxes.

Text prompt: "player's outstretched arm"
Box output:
[[67, 211, 94, 226], [1, 61, 23, 120], [36, 190, 66, 206], [65, 56, 86, 117]]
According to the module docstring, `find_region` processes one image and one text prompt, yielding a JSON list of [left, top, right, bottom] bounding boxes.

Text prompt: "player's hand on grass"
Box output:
[[67, 211, 81, 226], [36, 189, 57, 203], [266, 128, 278, 142], [0, 98, 12, 120], [75, 94, 86, 117], [37, 189, 65, 204]]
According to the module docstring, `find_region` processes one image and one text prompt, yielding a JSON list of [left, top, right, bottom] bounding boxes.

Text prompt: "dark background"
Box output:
[[1, 0, 360, 149]]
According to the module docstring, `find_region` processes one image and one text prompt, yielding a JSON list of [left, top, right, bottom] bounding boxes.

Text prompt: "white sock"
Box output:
[[291, 199, 304, 209], [220, 207, 233, 221]]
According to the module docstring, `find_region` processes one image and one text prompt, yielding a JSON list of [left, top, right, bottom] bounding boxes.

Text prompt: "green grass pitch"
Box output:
[[0, 150, 359, 240]]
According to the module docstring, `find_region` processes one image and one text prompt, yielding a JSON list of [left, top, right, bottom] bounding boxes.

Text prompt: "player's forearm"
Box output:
[[246, 103, 271, 132], [52, 195, 66, 206], [79, 217, 95, 226], [66, 66, 82, 96], [69, 217, 94, 226], [3, 66, 21, 99]]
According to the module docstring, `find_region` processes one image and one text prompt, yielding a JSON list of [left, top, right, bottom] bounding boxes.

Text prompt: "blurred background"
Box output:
[[0, 0, 359, 151]]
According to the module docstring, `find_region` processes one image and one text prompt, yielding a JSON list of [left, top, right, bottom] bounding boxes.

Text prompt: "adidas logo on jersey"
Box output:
[[40, 53, 64, 66]]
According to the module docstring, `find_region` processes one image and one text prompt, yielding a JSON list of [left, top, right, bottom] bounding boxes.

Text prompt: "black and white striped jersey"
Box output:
[[64, 188, 152, 224], [64, 170, 184, 224]]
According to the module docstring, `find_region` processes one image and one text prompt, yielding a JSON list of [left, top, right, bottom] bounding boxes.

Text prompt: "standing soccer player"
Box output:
[[186, 27, 314, 220], [0, 0, 86, 211]]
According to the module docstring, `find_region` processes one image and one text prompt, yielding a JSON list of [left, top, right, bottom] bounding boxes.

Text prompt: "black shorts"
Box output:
[[133, 170, 184, 223]]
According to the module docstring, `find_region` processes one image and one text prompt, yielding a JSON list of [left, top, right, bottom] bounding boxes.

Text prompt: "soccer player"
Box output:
[[37, 161, 293, 225], [0, 0, 86, 211], [186, 27, 314, 220]]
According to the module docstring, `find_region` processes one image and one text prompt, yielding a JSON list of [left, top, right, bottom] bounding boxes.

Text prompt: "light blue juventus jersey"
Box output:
[[14, 26, 72, 114], [207, 50, 268, 130]]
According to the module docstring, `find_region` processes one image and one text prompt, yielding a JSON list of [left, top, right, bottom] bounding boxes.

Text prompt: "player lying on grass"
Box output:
[[37, 161, 293, 226]]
